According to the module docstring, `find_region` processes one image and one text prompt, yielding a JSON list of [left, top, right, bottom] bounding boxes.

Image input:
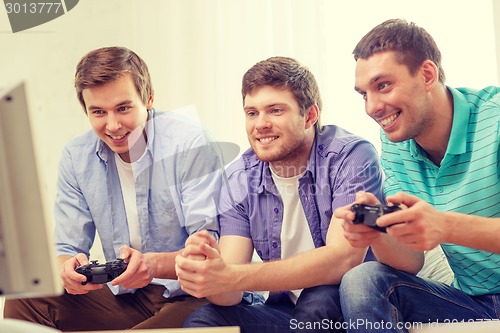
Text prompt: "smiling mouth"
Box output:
[[108, 133, 128, 141], [258, 136, 278, 144], [379, 112, 400, 127]]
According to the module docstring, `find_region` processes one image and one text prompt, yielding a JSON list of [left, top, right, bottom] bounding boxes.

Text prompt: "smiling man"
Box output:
[[83, 73, 150, 163], [175, 56, 385, 333], [334, 19, 500, 333], [4, 46, 222, 331]]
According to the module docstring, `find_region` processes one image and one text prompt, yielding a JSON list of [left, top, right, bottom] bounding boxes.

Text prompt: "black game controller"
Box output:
[[351, 203, 401, 232], [75, 258, 128, 285]]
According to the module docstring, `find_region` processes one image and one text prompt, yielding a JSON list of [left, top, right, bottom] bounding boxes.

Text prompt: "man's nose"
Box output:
[[106, 112, 121, 131], [255, 113, 272, 130], [365, 93, 384, 118]]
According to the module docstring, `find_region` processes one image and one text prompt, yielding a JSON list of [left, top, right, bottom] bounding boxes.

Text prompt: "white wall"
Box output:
[[494, 0, 500, 83], [0, 1, 498, 315]]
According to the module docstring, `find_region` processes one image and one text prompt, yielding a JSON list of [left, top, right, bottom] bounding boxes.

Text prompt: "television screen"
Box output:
[[0, 81, 62, 299]]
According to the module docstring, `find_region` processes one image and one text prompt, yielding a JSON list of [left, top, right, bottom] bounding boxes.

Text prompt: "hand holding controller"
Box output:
[[75, 258, 128, 285], [351, 203, 401, 232]]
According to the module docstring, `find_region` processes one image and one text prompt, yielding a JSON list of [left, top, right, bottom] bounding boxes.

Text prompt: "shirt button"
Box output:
[[274, 208, 279, 214], [272, 242, 278, 248], [437, 187, 444, 193], [318, 144, 324, 150]]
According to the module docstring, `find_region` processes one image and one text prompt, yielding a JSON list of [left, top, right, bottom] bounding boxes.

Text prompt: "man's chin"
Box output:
[[384, 132, 407, 143], [106, 143, 129, 156], [253, 150, 277, 163]]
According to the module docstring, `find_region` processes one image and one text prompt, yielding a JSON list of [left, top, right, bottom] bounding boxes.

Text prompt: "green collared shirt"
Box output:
[[380, 86, 500, 296]]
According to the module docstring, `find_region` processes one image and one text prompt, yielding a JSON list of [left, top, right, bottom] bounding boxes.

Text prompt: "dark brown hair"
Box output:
[[74, 46, 153, 112], [242, 56, 322, 130], [353, 19, 445, 83]]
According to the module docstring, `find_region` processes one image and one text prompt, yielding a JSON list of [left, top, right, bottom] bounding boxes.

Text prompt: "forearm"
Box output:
[[146, 250, 182, 279], [371, 235, 423, 274], [207, 291, 244, 306], [446, 213, 500, 253], [230, 246, 364, 291]]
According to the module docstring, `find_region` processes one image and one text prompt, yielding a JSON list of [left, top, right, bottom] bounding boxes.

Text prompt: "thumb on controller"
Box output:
[[119, 245, 133, 261]]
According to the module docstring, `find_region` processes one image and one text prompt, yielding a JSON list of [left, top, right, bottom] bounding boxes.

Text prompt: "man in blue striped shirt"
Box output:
[[335, 18, 500, 332], [4, 47, 221, 330], [176, 56, 385, 332]]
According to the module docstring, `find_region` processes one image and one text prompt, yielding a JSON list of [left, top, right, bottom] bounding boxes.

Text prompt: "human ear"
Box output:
[[305, 104, 319, 129], [421, 60, 438, 91], [146, 93, 154, 110]]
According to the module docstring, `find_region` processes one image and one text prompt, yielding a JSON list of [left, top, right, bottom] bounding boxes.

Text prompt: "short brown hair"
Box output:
[[74, 46, 153, 112], [242, 56, 322, 131], [353, 19, 445, 84]]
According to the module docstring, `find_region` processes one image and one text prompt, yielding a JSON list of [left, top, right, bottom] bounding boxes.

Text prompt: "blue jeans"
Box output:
[[184, 285, 344, 332], [339, 262, 500, 333]]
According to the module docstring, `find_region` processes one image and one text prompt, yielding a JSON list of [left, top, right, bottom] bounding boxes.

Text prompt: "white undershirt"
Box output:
[[115, 154, 142, 251], [270, 168, 315, 304]]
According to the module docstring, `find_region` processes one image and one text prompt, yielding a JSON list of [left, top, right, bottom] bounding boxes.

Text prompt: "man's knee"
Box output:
[[294, 285, 342, 324], [341, 261, 392, 294], [184, 303, 228, 327], [340, 261, 414, 311], [4, 299, 25, 320], [4, 298, 37, 321]]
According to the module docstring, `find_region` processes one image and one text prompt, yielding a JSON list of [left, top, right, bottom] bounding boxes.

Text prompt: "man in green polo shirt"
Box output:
[[334, 18, 500, 332]]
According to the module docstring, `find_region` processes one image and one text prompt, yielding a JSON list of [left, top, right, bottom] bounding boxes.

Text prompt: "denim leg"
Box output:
[[184, 301, 294, 333], [340, 261, 497, 333], [292, 285, 345, 333]]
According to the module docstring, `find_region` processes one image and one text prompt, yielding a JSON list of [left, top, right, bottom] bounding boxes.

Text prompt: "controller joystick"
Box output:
[[75, 258, 128, 285], [351, 203, 401, 232]]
